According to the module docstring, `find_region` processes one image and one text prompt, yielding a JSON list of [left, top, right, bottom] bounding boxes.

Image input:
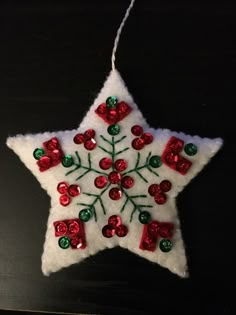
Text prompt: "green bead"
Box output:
[[149, 155, 162, 168], [139, 211, 151, 224], [159, 239, 173, 252], [58, 236, 70, 249], [62, 155, 74, 167], [184, 143, 198, 156], [79, 208, 92, 222], [107, 124, 120, 136], [106, 96, 118, 108], [33, 148, 45, 160]]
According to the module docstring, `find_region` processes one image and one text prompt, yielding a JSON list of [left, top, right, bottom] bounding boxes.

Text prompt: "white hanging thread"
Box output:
[[111, 0, 136, 70]]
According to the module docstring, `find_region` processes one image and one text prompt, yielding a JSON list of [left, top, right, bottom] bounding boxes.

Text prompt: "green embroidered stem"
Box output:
[[99, 135, 129, 161], [114, 135, 127, 144], [122, 152, 159, 183], [78, 183, 111, 221], [115, 147, 129, 156], [120, 187, 153, 222]]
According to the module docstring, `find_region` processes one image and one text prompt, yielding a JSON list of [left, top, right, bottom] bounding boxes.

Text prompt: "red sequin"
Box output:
[[57, 181, 69, 194], [84, 138, 96, 150], [50, 149, 62, 161], [116, 224, 128, 237], [161, 136, 192, 175], [141, 132, 153, 145], [37, 156, 52, 171], [121, 176, 134, 189], [154, 192, 167, 204], [73, 133, 85, 144], [131, 125, 143, 136], [108, 171, 121, 184], [109, 187, 122, 200], [142, 236, 157, 251], [117, 101, 130, 115], [106, 109, 119, 124], [68, 184, 80, 197], [99, 157, 112, 170], [114, 159, 127, 172], [132, 138, 145, 150], [148, 184, 161, 196], [59, 194, 71, 206], [102, 225, 116, 238], [45, 137, 59, 151], [159, 223, 174, 239], [53, 218, 86, 249], [96, 103, 108, 115], [94, 176, 108, 189], [160, 180, 172, 192], [84, 129, 96, 140], [147, 221, 160, 237], [108, 215, 121, 227], [95, 100, 132, 124]]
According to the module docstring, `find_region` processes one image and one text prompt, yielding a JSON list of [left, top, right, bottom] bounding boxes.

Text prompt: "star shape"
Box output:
[[6, 69, 222, 277]]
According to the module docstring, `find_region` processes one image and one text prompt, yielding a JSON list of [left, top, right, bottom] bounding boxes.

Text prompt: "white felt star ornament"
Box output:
[[6, 69, 223, 277]]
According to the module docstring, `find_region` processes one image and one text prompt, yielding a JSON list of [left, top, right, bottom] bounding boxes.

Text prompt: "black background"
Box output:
[[0, 1, 235, 314]]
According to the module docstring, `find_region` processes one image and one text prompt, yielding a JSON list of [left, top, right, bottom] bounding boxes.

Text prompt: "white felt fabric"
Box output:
[[6, 69, 223, 277]]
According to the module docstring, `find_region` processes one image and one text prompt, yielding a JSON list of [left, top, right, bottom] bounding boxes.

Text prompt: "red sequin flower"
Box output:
[[102, 215, 128, 238], [148, 180, 172, 205], [73, 129, 96, 151], [57, 181, 81, 206], [131, 125, 154, 150]]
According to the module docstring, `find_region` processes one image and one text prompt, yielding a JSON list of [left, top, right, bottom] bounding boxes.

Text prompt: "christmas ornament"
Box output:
[[6, 0, 223, 277]]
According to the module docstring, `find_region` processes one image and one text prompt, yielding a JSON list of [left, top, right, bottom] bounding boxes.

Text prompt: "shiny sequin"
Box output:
[[79, 208, 92, 222], [84, 138, 96, 150], [109, 187, 122, 200], [37, 156, 52, 171], [62, 155, 74, 167], [70, 235, 83, 249], [142, 236, 157, 251], [55, 222, 68, 236], [132, 137, 145, 150], [141, 132, 153, 145], [176, 157, 192, 174], [121, 176, 134, 189], [68, 184, 80, 197], [117, 101, 130, 115], [106, 96, 118, 108], [159, 239, 173, 252], [107, 124, 120, 135], [102, 225, 116, 238], [33, 148, 45, 160], [84, 129, 96, 139], [148, 184, 161, 196], [154, 192, 167, 204], [147, 221, 160, 237], [106, 109, 119, 124], [108, 215, 121, 227], [99, 157, 112, 170], [68, 221, 80, 234], [159, 223, 174, 239], [116, 224, 128, 237], [57, 181, 69, 194], [114, 159, 127, 172], [73, 133, 85, 144], [94, 176, 108, 189], [131, 125, 143, 136], [139, 211, 151, 224], [96, 103, 107, 114], [160, 180, 172, 192], [149, 155, 162, 168], [58, 236, 70, 249], [108, 171, 121, 184], [184, 143, 198, 156], [59, 194, 71, 206]]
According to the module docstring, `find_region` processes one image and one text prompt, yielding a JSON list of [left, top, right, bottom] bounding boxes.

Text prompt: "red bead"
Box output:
[[141, 132, 153, 145], [108, 215, 121, 227], [84, 129, 96, 140], [55, 222, 68, 236], [96, 103, 108, 115], [154, 192, 167, 204], [57, 181, 69, 194], [99, 157, 112, 170], [37, 156, 52, 171], [70, 235, 83, 249], [84, 138, 96, 150], [68, 184, 80, 197], [108, 171, 121, 184], [147, 221, 160, 237], [159, 223, 174, 238], [109, 187, 122, 200], [164, 152, 179, 165], [68, 221, 80, 234], [116, 224, 128, 237], [142, 236, 157, 251], [102, 225, 116, 238], [176, 158, 192, 174], [160, 180, 172, 192], [117, 101, 129, 115], [106, 109, 119, 124], [73, 133, 85, 144], [94, 176, 108, 189], [132, 137, 145, 150], [121, 176, 134, 189], [59, 194, 71, 206], [114, 159, 127, 172], [131, 125, 143, 136], [148, 184, 161, 196]]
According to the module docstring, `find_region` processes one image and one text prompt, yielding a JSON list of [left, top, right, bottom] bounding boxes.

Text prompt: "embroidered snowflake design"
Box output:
[[6, 70, 222, 277]]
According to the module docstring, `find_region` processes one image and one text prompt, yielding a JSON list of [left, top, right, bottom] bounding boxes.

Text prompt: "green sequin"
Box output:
[[139, 211, 151, 224], [107, 124, 120, 136], [184, 143, 198, 156], [62, 155, 74, 167], [58, 236, 70, 249], [106, 96, 118, 108], [149, 155, 162, 168], [79, 208, 92, 222], [159, 239, 173, 252], [33, 148, 45, 160]]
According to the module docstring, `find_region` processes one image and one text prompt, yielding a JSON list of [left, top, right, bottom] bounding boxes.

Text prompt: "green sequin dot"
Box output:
[[58, 236, 70, 249], [62, 155, 74, 167], [139, 211, 151, 224], [33, 148, 45, 160], [149, 155, 162, 168], [79, 208, 92, 222], [159, 239, 173, 252], [107, 124, 120, 136], [184, 143, 198, 156], [106, 96, 118, 108]]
